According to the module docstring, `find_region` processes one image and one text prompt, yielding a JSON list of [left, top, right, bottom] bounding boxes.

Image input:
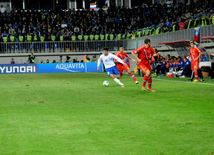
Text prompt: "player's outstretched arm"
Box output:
[[153, 52, 161, 57], [127, 55, 137, 63], [97, 57, 101, 70], [132, 52, 141, 62], [112, 54, 127, 66]]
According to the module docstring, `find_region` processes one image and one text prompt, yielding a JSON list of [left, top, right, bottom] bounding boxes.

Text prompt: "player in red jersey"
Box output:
[[189, 40, 202, 82], [115, 46, 139, 84], [132, 38, 160, 92]]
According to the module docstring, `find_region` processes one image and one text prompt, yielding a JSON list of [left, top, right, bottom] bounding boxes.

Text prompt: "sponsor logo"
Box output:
[[56, 63, 85, 72], [0, 65, 37, 74]]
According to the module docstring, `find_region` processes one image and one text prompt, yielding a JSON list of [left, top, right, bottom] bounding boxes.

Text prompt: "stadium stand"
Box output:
[[0, 0, 214, 43]]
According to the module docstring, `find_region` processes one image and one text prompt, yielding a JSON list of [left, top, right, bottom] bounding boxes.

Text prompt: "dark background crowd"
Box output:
[[0, 0, 214, 42]]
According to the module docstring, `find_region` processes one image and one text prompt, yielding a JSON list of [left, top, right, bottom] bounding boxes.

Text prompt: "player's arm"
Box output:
[[97, 57, 102, 70], [114, 53, 119, 63], [196, 48, 202, 60], [125, 53, 137, 63], [112, 54, 127, 66], [151, 47, 160, 57], [131, 47, 142, 62], [132, 52, 141, 62]]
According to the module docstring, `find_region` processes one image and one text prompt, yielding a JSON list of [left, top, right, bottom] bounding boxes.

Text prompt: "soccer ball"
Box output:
[[103, 80, 109, 87]]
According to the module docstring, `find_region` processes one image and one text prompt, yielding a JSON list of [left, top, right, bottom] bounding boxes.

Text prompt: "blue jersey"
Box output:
[[202, 56, 207, 62], [161, 61, 166, 68], [169, 62, 173, 68], [183, 60, 191, 69], [173, 62, 178, 68], [179, 60, 184, 68]]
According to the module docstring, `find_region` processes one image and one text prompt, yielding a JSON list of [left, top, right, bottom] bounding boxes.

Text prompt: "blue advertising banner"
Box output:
[[0, 64, 38, 74], [38, 62, 103, 73], [86, 62, 103, 72]]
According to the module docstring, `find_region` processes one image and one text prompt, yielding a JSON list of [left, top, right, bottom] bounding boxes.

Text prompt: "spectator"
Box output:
[[46, 59, 50, 63], [5, 4, 10, 14], [11, 58, 15, 64], [91, 55, 97, 62], [0, 5, 6, 14], [2, 31, 8, 37], [187, 16, 195, 28], [74, 26, 80, 34], [74, 57, 79, 62], [40, 60, 44, 63], [28, 53, 35, 63], [166, 19, 172, 28], [194, 15, 202, 27], [178, 19, 186, 30]]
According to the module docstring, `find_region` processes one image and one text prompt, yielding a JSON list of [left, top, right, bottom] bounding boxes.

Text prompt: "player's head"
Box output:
[[190, 40, 195, 48], [176, 58, 180, 62], [144, 38, 151, 46], [119, 45, 124, 52], [161, 58, 165, 62], [167, 54, 171, 58], [183, 57, 187, 62], [103, 47, 109, 56]]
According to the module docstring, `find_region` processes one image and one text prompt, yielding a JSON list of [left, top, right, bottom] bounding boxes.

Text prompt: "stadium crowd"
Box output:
[[0, 0, 214, 43]]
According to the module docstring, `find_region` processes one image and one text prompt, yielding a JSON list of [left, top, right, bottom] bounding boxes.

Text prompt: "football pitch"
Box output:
[[0, 73, 214, 154]]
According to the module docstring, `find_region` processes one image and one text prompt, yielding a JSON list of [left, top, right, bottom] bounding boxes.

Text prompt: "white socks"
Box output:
[[114, 78, 124, 86]]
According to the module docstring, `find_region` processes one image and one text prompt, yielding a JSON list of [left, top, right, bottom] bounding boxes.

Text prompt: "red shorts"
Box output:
[[117, 65, 130, 74], [191, 61, 199, 70], [138, 62, 151, 74]]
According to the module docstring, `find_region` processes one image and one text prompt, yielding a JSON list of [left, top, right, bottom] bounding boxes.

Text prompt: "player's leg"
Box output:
[[124, 66, 138, 84], [193, 61, 199, 82], [111, 66, 125, 87], [117, 66, 123, 81], [197, 69, 204, 81], [193, 69, 199, 82], [139, 64, 149, 91], [147, 67, 155, 92], [188, 63, 195, 81]]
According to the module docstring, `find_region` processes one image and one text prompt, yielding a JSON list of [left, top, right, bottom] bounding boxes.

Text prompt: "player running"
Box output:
[[97, 47, 127, 87], [115, 46, 139, 84], [132, 38, 160, 92], [189, 40, 202, 82]]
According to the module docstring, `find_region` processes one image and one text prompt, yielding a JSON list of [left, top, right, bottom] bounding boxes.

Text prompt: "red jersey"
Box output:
[[178, 22, 185, 30], [116, 51, 128, 61], [116, 51, 128, 66], [190, 47, 202, 62], [133, 45, 155, 65]]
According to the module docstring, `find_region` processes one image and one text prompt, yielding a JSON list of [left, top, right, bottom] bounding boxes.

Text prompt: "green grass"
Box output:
[[0, 73, 214, 155]]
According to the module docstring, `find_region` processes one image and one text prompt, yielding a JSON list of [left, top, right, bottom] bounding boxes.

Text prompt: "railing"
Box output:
[[0, 39, 136, 54], [138, 24, 214, 47], [0, 25, 213, 54]]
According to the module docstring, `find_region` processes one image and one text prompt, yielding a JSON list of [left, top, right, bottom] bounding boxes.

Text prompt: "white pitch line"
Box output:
[[89, 72, 214, 86], [153, 78, 214, 86]]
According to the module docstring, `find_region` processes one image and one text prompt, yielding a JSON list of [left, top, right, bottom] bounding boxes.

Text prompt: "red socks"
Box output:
[[194, 71, 198, 80], [130, 73, 136, 82], [148, 79, 152, 89], [143, 75, 148, 87]]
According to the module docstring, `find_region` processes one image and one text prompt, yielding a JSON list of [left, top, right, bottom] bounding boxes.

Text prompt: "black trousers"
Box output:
[[190, 69, 203, 80], [182, 66, 191, 77]]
